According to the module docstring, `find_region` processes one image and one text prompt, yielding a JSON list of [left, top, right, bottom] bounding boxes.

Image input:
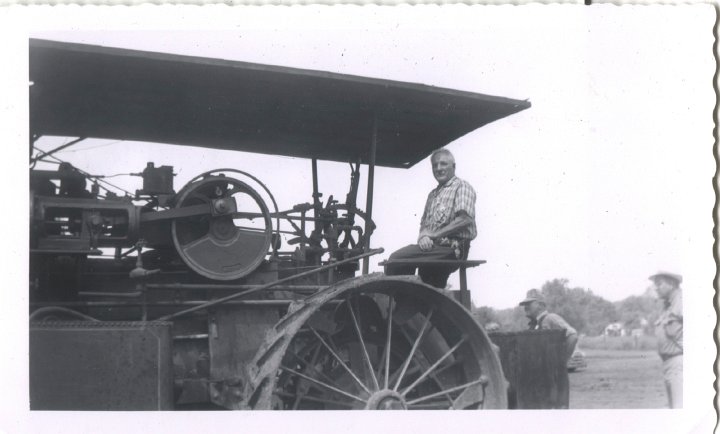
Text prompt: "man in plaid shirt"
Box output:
[[385, 148, 476, 288]]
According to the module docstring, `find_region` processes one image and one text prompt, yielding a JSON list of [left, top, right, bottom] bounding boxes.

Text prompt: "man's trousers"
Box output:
[[662, 354, 682, 408], [384, 244, 459, 288]]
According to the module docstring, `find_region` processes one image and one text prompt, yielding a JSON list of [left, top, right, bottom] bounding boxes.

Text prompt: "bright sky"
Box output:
[[0, 4, 716, 434]]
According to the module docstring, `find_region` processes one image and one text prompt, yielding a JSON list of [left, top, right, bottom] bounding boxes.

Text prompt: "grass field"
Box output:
[[579, 335, 658, 351], [569, 349, 669, 409]]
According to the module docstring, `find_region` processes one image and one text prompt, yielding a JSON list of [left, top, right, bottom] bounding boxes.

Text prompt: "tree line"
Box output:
[[473, 278, 662, 336]]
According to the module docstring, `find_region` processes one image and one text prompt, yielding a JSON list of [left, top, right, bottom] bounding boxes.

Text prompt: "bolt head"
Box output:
[[214, 200, 228, 213]]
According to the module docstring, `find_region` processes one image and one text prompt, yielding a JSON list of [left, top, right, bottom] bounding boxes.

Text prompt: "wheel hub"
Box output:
[[209, 217, 237, 241], [365, 389, 407, 410]]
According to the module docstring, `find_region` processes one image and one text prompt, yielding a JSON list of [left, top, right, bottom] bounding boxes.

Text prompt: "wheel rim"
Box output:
[[243, 275, 506, 410]]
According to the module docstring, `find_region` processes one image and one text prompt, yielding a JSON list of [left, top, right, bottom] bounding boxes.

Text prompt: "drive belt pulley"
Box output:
[[171, 174, 272, 280]]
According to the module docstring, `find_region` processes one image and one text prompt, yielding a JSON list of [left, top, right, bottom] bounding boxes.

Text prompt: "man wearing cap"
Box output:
[[650, 271, 683, 408], [384, 148, 476, 288], [519, 289, 578, 362]]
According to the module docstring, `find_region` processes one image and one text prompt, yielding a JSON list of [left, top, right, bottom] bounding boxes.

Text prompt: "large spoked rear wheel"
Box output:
[[243, 275, 506, 410]]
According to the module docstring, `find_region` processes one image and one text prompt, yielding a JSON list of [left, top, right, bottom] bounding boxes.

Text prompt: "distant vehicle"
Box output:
[[567, 349, 588, 372]]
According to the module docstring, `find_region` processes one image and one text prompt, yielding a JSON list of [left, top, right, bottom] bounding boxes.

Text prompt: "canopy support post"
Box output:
[[362, 116, 378, 275], [311, 158, 321, 232]]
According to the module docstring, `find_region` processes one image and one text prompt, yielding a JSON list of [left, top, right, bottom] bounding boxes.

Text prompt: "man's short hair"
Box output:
[[430, 148, 455, 164]]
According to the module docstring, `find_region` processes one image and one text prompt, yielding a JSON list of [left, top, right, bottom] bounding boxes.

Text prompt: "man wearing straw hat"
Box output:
[[649, 271, 683, 408]]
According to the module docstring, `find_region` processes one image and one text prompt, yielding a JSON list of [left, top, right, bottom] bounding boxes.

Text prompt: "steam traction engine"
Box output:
[[30, 161, 505, 410], [28, 39, 531, 410]]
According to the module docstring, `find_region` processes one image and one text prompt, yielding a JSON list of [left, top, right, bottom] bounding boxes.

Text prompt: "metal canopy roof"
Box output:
[[29, 39, 530, 169]]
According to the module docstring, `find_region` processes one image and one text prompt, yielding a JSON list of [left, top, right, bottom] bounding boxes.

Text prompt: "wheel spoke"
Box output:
[[387, 359, 449, 400], [383, 295, 394, 389], [373, 295, 393, 386], [181, 233, 212, 252], [393, 306, 435, 392], [280, 365, 366, 404], [394, 322, 455, 405], [401, 334, 468, 397], [346, 297, 380, 391], [387, 363, 422, 389], [308, 327, 371, 395], [375, 339, 388, 385], [451, 383, 485, 410], [230, 211, 264, 219], [286, 345, 340, 388], [406, 377, 487, 406], [231, 225, 269, 232], [292, 342, 323, 409]]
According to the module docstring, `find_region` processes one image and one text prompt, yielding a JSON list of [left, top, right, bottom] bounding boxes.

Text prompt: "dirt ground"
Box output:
[[569, 349, 669, 409]]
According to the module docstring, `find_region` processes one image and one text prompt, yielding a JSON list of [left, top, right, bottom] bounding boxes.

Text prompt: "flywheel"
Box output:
[[239, 274, 507, 410], [172, 174, 272, 280]]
